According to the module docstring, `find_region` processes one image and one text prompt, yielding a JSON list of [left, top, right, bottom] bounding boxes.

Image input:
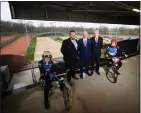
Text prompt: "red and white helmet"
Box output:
[[111, 39, 118, 47]]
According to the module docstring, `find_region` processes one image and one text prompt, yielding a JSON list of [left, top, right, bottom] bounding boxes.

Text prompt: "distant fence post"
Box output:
[[137, 39, 139, 51]]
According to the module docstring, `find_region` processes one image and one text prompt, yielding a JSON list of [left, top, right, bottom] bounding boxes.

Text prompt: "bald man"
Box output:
[[90, 30, 103, 75], [78, 31, 92, 78]]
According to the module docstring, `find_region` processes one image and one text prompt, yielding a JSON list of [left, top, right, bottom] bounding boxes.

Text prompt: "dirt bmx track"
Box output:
[[1, 36, 29, 56], [34, 37, 63, 61]]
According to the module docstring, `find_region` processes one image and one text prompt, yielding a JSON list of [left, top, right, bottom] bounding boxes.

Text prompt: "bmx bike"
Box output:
[[105, 54, 126, 83], [39, 70, 72, 110]]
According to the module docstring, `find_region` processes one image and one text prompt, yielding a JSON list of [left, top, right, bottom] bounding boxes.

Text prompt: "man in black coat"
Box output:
[[61, 30, 79, 86], [91, 30, 103, 75]]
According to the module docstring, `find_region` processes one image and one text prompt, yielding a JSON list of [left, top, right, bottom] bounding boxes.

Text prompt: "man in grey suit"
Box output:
[[90, 30, 103, 75]]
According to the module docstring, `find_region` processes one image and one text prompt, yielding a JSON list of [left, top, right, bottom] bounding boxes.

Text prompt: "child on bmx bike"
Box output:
[[106, 38, 127, 76], [38, 50, 57, 109]]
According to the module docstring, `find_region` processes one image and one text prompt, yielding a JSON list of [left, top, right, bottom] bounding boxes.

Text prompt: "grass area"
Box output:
[[15, 34, 25, 38], [54, 37, 63, 43], [25, 35, 37, 62], [10, 33, 25, 38]]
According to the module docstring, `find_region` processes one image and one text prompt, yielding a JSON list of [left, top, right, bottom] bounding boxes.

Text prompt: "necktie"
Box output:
[[96, 37, 98, 43]]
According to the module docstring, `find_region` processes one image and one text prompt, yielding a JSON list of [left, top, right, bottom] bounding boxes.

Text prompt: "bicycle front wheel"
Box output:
[[62, 84, 71, 111], [106, 66, 117, 83]]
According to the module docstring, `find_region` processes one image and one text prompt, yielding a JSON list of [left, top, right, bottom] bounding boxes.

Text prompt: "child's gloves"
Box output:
[[110, 53, 116, 56], [106, 54, 109, 58]]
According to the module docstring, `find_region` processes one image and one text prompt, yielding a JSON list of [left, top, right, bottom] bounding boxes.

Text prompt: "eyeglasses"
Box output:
[[44, 55, 52, 58]]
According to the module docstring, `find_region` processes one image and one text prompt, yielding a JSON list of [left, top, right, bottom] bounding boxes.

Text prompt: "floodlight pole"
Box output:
[[24, 21, 29, 47], [50, 22, 56, 38], [50, 22, 53, 38], [116, 26, 119, 39], [54, 22, 56, 38], [24, 22, 28, 38]]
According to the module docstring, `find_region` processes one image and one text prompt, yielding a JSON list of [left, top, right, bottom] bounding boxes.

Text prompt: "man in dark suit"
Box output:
[[78, 31, 92, 79], [61, 30, 79, 86], [91, 30, 103, 75]]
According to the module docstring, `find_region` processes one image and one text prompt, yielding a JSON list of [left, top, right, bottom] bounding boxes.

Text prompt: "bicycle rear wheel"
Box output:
[[62, 84, 71, 110], [106, 66, 117, 83]]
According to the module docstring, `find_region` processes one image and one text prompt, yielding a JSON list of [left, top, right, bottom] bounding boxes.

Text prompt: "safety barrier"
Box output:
[[0, 39, 139, 74]]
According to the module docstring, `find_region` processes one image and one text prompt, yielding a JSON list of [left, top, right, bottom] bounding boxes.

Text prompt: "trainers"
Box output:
[[91, 71, 93, 75], [116, 71, 120, 75], [80, 74, 83, 79], [96, 71, 100, 75], [86, 72, 92, 76]]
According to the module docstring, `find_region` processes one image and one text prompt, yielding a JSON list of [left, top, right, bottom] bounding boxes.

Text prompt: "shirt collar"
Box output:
[[83, 38, 87, 40], [71, 40, 75, 43], [70, 38, 75, 40]]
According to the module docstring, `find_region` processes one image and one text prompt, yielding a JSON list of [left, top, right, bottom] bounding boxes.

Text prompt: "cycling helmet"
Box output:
[[111, 39, 117, 47], [42, 50, 52, 59]]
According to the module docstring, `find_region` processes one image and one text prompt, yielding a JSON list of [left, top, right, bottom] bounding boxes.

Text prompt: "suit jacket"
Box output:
[[61, 38, 78, 69], [78, 38, 91, 63], [90, 36, 103, 58]]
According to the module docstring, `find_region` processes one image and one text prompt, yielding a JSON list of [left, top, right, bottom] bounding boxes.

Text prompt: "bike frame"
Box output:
[[39, 70, 68, 90]]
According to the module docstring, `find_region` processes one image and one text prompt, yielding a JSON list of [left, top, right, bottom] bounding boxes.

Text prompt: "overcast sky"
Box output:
[[1, 2, 138, 29]]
